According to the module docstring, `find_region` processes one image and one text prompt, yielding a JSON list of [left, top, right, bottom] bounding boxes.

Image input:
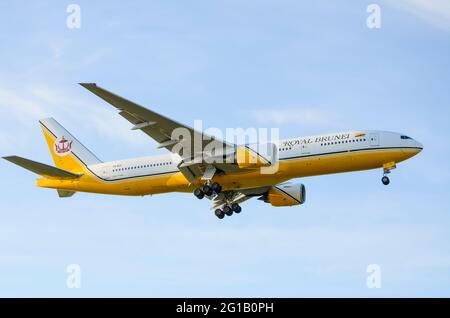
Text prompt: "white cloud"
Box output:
[[385, 0, 450, 31]]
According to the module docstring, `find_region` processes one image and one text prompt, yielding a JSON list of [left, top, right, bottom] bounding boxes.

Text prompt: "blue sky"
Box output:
[[0, 0, 450, 297]]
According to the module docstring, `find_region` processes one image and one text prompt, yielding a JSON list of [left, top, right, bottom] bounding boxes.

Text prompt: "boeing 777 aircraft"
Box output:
[[3, 84, 423, 219]]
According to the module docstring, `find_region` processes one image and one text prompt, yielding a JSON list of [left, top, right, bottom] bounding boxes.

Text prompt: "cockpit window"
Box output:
[[400, 135, 412, 140]]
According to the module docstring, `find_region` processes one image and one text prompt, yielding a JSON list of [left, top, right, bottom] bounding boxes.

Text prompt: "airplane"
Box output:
[[3, 83, 423, 219]]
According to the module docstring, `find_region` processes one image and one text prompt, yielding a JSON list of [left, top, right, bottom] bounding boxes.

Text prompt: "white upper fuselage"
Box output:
[[87, 130, 423, 181]]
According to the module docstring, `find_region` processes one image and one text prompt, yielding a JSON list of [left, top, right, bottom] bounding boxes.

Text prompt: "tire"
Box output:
[[215, 209, 224, 219], [223, 205, 233, 216], [231, 203, 241, 213], [194, 188, 204, 199], [203, 184, 213, 196], [382, 176, 390, 185], [212, 182, 222, 194]]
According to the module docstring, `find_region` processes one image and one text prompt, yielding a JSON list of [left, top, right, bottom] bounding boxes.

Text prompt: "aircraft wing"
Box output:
[[80, 83, 250, 182], [79, 83, 227, 152]]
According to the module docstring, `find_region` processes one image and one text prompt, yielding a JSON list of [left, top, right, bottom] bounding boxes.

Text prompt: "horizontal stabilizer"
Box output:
[[3, 156, 82, 179]]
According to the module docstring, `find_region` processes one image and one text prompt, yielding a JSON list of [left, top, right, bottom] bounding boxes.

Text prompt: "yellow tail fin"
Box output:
[[39, 118, 102, 173]]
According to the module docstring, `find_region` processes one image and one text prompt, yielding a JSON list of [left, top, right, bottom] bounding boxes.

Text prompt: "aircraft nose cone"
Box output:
[[416, 140, 423, 150], [414, 140, 423, 153]]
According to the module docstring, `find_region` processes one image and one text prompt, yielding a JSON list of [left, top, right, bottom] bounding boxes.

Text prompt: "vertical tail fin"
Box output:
[[39, 118, 102, 173]]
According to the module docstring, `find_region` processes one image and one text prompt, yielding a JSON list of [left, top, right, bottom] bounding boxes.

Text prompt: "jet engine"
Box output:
[[262, 182, 306, 207]]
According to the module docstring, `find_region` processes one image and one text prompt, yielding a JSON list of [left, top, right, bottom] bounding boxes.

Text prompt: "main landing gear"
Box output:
[[214, 203, 242, 219], [193, 181, 243, 219], [193, 182, 222, 199]]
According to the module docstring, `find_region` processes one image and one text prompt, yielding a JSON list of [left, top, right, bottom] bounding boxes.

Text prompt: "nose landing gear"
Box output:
[[381, 161, 396, 186]]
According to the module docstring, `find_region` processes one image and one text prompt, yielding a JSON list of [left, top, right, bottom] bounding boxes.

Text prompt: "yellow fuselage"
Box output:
[[37, 147, 420, 196]]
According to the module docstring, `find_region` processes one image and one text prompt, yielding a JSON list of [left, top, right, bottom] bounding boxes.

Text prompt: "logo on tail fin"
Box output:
[[54, 136, 73, 156]]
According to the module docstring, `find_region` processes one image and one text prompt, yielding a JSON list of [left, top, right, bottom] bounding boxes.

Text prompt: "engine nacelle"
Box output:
[[264, 183, 306, 207], [235, 143, 277, 169]]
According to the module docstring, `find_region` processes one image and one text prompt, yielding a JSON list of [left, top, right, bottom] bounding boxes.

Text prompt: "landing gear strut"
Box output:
[[381, 162, 396, 186], [193, 180, 243, 219]]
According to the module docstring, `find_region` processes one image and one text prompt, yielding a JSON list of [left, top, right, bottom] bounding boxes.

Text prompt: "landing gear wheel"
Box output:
[[194, 188, 204, 199], [231, 203, 241, 213], [215, 209, 224, 219], [223, 205, 233, 216], [382, 176, 390, 185], [202, 184, 213, 196], [212, 182, 222, 194]]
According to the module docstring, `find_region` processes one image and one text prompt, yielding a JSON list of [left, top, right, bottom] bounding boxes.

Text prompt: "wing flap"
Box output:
[[210, 186, 270, 209]]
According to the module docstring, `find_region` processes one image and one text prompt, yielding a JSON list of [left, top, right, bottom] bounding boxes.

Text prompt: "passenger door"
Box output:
[[301, 143, 311, 155], [369, 133, 379, 146]]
